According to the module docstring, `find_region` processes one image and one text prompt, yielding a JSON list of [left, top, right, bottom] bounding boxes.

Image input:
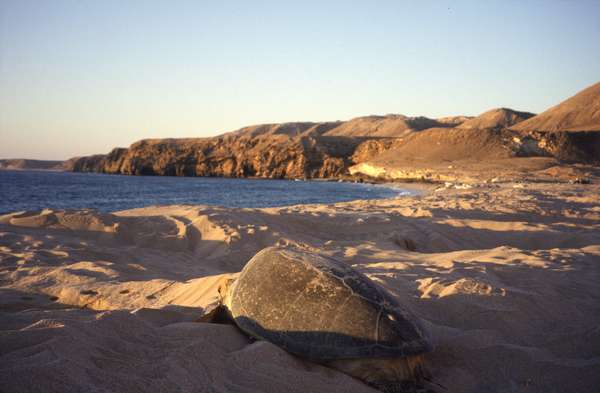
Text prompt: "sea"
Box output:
[[0, 170, 409, 213]]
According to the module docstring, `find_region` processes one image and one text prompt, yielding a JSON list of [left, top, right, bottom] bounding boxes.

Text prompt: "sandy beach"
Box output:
[[1, 180, 599, 392]]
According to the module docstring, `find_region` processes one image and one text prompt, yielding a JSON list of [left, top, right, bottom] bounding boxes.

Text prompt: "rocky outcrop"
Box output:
[[68, 133, 361, 179], [350, 138, 403, 163], [523, 131, 600, 164], [64, 154, 107, 173]]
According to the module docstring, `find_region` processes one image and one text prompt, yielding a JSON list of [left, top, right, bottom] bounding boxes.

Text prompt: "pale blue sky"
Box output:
[[1, 0, 599, 160]]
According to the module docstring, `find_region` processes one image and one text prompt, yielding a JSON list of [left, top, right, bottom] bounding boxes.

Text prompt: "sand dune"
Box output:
[[1, 182, 600, 392]]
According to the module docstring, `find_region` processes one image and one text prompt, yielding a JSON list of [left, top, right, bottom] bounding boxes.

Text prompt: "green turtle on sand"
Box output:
[[204, 247, 433, 392]]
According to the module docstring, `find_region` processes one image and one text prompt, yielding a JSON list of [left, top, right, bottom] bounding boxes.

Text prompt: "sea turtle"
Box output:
[[206, 246, 433, 392]]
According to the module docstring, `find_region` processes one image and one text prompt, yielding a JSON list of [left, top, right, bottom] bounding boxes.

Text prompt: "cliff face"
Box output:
[[526, 131, 600, 164], [64, 154, 108, 173], [68, 133, 361, 179]]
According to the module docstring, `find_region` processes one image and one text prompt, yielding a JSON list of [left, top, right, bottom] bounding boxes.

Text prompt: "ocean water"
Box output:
[[0, 170, 409, 213]]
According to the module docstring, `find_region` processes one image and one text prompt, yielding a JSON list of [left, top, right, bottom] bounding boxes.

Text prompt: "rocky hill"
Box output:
[[509, 81, 600, 162], [322, 114, 448, 137], [458, 108, 535, 130], [223, 114, 456, 139], [512, 81, 600, 132], [68, 80, 600, 180]]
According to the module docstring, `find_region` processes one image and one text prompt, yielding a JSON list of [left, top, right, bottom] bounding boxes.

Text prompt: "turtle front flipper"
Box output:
[[198, 304, 233, 324], [197, 276, 237, 324]]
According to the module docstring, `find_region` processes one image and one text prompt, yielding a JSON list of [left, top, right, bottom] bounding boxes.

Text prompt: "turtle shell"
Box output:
[[228, 247, 432, 360]]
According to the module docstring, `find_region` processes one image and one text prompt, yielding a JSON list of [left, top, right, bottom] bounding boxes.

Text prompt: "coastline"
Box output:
[[0, 171, 413, 214], [4, 154, 598, 191]]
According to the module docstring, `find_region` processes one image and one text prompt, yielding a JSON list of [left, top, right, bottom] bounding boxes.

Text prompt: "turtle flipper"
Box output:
[[197, 275, 237, 324], [198, 304, 234, 324]]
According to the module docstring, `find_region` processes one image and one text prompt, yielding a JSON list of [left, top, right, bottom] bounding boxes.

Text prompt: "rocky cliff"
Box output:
[[67, 133, 364, 179]]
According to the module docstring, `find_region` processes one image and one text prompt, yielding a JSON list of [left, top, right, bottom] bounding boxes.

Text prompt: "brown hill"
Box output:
[[512, 81, 600, 132], [227, 115, 450, 139], [350, 109, 536, 167], [225, 122, 339, 138], [458, 108, 535, 130], [322, 114, 445, 137], [366, 127, 517, 164]]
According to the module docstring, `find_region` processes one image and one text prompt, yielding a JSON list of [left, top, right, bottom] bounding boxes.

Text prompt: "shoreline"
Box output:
[[0, 170, 423, 214]]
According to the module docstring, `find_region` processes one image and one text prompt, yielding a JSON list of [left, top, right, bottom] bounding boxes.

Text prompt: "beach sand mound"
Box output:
[[1, 182, 600, 392]]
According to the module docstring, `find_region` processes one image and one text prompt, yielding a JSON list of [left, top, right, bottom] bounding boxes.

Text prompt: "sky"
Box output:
[[1, 1, 599, 160]]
